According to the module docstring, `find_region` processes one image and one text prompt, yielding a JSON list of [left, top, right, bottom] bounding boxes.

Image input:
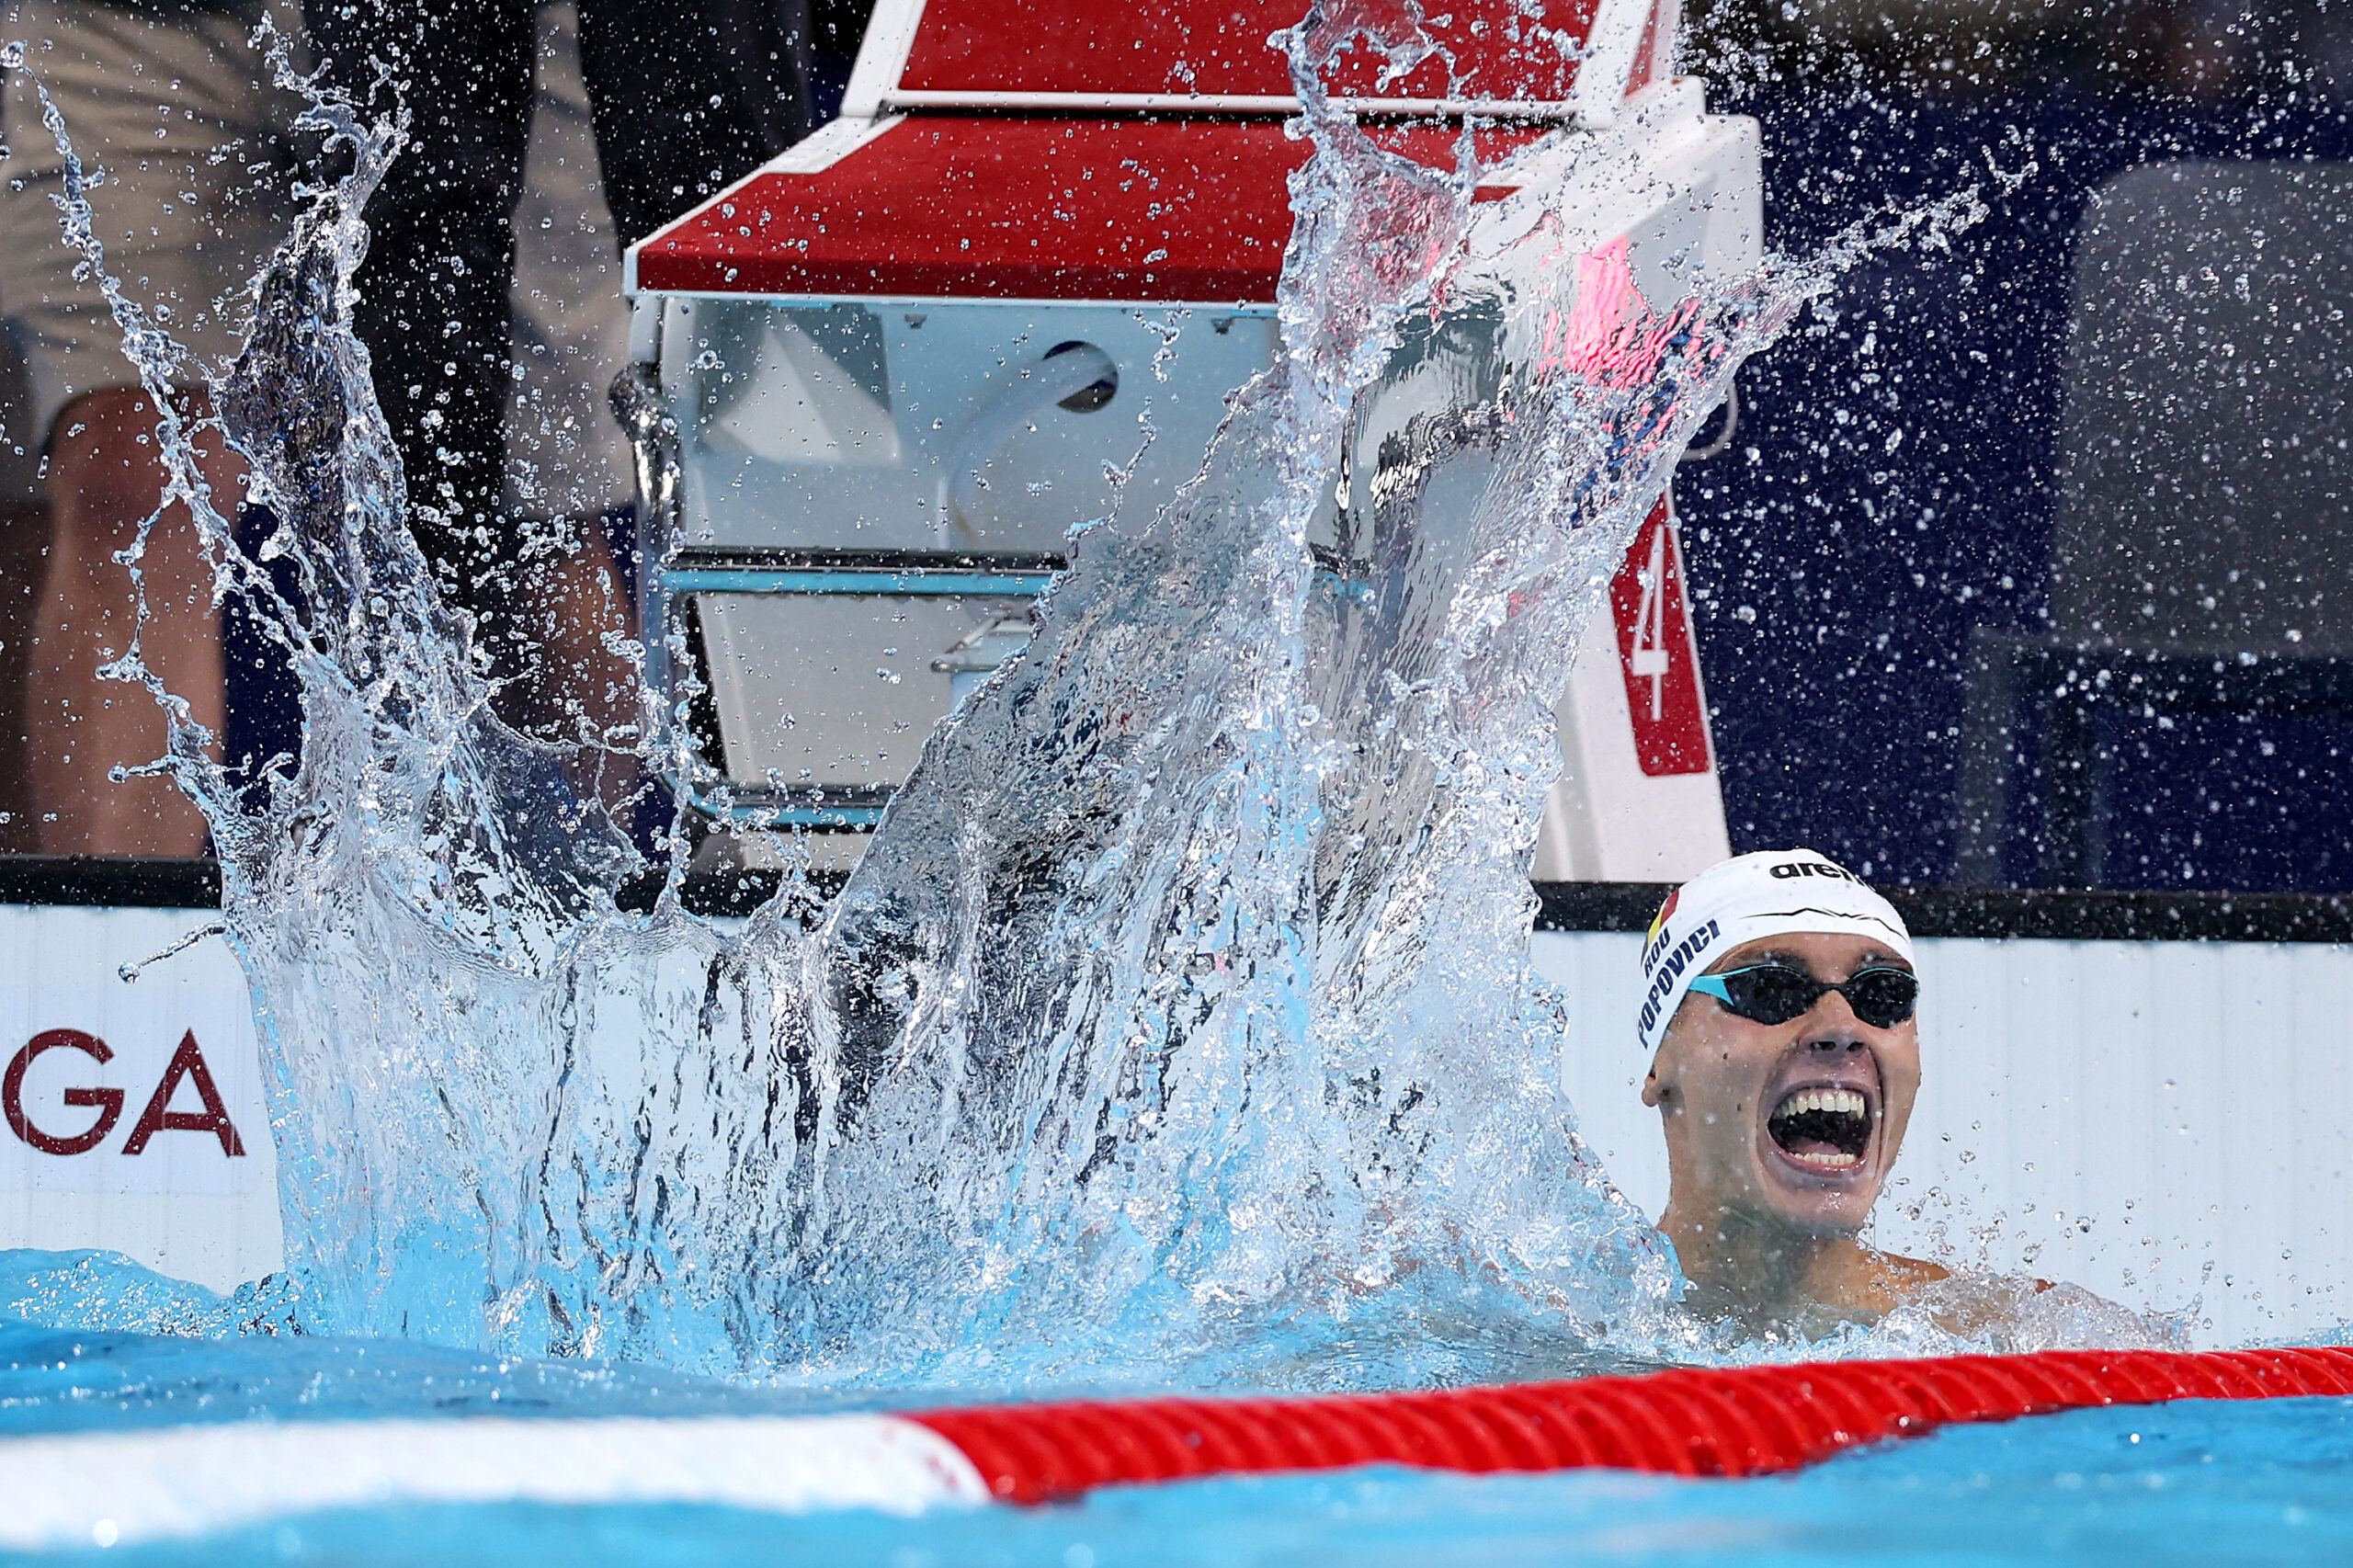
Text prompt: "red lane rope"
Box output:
[[907, 1346, 2353, 1504]]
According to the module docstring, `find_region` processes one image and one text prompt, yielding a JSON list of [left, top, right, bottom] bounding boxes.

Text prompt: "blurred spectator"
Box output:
[[0, 0, 765, 861], [303, 0, 815, 692], [500, 0, 640, 777], [0, 317, 41, 853], [0, 3, 304, 856]]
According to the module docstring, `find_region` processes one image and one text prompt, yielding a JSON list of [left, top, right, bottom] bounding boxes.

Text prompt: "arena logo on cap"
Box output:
[[1768, 859, 1860, 883], [1639, 918, 1720, 1035]]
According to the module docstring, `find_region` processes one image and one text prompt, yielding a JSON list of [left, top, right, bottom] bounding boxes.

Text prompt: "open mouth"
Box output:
[[1766, 1086, 1873, 1172]]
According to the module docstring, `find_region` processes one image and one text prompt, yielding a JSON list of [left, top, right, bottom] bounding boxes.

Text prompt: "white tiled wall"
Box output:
[[6, 905, 2345, 1346]]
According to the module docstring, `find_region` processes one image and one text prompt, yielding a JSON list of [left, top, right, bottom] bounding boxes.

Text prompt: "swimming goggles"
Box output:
[[1686, 963, 1919, 1030]]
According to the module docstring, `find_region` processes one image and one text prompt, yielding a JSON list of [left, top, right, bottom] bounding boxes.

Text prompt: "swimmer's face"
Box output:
[[1643, 932, 1920, 1240]]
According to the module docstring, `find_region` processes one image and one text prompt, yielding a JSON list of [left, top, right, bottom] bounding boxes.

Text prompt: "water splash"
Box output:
[[9, 8, 2054, 1386]]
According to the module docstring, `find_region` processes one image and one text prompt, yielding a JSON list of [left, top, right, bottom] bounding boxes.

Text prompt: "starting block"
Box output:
[[620, 0, 1755, 878]]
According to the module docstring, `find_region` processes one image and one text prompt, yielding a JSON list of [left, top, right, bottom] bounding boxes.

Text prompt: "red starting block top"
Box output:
[[630, 119, 1558, 302], [891, 0, 1620, 106], [628, 0, 1677, 303]]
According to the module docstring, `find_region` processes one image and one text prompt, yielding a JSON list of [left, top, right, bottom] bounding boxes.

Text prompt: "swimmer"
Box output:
[[1637, 850, 1948, 1332]]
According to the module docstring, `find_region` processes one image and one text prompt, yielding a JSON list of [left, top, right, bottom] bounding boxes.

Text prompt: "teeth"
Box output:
[[1776, 1087, 1868, 1119], [1788, 1148, 1862, 1168]]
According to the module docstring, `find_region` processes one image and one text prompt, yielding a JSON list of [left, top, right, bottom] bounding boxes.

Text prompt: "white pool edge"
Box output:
[[0, 1413, 988, 1551]]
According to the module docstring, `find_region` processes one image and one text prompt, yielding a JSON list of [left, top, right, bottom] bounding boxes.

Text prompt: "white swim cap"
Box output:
[[1635, 849, 1915, 1055]]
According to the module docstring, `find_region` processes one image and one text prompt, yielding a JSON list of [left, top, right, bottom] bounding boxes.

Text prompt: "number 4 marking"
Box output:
[[1631, 524, 1669, 720]]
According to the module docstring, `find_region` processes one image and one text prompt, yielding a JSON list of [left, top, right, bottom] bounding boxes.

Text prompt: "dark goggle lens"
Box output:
[[1716, 965, 1918, 1028], [1721, 967, 1822, 1025], [1843, 967, 1919, 1028]]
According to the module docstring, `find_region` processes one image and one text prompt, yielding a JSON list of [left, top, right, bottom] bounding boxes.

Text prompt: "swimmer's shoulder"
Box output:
[[1865, 1253, 2064, 1298], [1841, 1247, 1949, 1312], [1874, 1250, 1950, 1287]]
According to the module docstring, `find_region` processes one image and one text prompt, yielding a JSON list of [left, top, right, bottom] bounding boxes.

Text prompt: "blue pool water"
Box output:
[[0, 1298, 2344, 1566]]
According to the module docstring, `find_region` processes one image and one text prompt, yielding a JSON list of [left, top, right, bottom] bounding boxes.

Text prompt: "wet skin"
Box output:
[[1643, 931, 1947, 1327]]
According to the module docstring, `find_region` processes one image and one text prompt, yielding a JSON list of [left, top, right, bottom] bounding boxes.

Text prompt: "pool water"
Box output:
[[0, 1302, 2344, 1567]]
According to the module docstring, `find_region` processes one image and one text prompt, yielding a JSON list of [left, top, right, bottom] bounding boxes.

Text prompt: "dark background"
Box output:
[[1673, 0, 2353, 890]]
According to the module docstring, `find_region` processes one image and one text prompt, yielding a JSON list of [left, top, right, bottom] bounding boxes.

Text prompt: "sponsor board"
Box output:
[[0, 904, 279, 1292]]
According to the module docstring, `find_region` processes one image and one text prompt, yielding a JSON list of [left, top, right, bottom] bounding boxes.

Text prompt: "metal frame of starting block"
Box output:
[[620, 0, 1756, 875]]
